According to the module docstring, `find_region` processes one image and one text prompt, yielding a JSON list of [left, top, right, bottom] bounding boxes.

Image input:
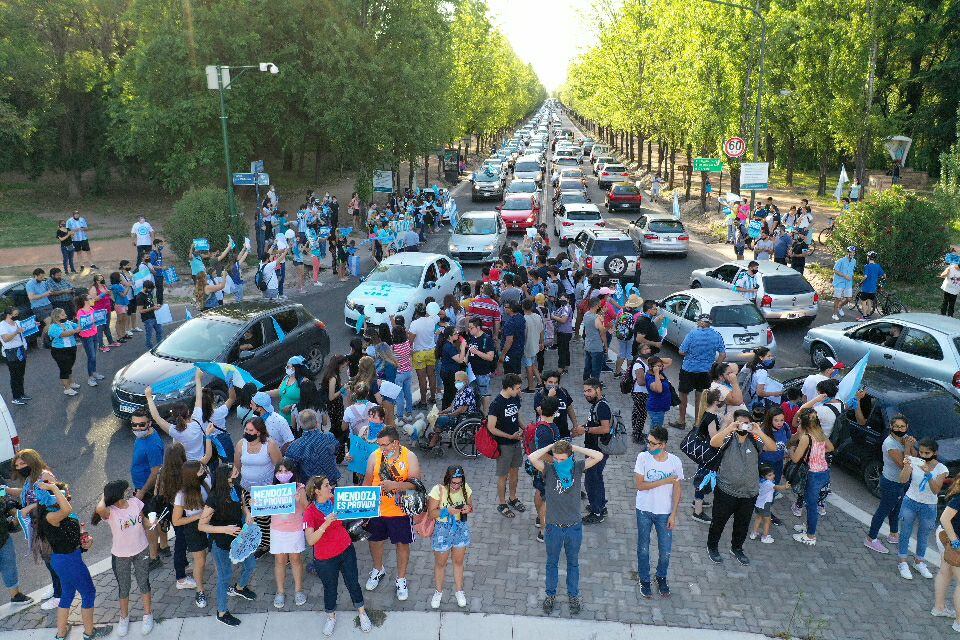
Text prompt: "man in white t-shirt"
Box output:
[[408, 304, 441, 405], [259, 249, 285, 300], [131, 215, 155, 266], [801, 358, 843, 402], [634, 426, 684, 599]]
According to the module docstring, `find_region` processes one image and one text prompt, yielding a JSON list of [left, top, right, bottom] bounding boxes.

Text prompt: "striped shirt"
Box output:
[[392, 341, 413, 373], [467, 296, 501, 332]]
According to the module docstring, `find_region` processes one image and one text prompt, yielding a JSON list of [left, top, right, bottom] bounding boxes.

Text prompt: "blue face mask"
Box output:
[[553, 457, 575, 491], [649, 448, 663, 456]]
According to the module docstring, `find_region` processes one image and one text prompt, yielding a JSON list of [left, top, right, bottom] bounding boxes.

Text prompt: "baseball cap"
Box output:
[[287, 355, 305, 367], [252, 392, 273, 411], [426, 301, 441, 316], [846, 245, 857, 253], [697, 313, 713, 324]]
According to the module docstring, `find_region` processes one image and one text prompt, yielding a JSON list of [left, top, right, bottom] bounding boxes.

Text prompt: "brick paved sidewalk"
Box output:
[[0, 339, 950, 639]]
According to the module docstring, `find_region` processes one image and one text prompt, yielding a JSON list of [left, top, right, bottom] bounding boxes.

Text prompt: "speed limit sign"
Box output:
[[724, 137, 746, 159]]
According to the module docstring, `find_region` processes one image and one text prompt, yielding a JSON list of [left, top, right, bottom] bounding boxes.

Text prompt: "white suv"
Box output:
[[568, 228, 641, 284]]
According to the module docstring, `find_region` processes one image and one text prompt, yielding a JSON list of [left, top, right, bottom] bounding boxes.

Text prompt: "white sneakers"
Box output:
[[118, 617, 130, 637], [142, 615, 154, 635], [88, 378, 98, 387], [322, 616, 336, 637], [40, 596, 59, 610], [431, 590, 443, 609], [396, 578, 409, 601], [455, 591, 467, 608], [760, 535, 775, 544], [915, 562, 934, 579], [176, 577, 197, 590], [359, 612, 373, 633], [64, 388, 78, 396], [932, 606, 958, 618], [898, 561, 913, 580], [365, 568, 385, 591], [896, 561, 932, 579]]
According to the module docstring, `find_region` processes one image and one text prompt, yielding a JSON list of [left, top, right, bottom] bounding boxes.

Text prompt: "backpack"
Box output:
[[737, 366, 756, 405], [598, 411, 628, 456], [254, 263, 268, 292], [614, 312, 635, 342], [476, 418, 501, 459], [620, 355, 643, 395]]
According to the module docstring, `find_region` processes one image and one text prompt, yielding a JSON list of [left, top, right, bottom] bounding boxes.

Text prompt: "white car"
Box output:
[[589, 144, 611, 163], [597, 164, 631, 189], [344, 252, 465, 329], [0, 396, 19, 477], [691, 260, 819, 322], [555, 204, 605, 244]]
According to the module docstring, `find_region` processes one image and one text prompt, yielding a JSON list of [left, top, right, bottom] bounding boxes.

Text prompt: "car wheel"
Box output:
[[690, 280, 701, 288], [603, 255, 628, 277], [306, 342, 328, 375], [810, 342, 835, 368], [862, 459, 882, 498]]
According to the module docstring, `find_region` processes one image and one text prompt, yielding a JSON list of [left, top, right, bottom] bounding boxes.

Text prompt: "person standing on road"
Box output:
[[933, 480, 960, 627], [57, 219, 77, 274], [865, 414, 915, 554], [528, 439, 604, 616], [409, 302, 441, 407], [131, 215, 155, 266], [672, 314, 726, 429], [534, 371, 579, 440], [75, 295, 103, 388], [634, 426, 683, 599], [632, 300, 664, 357], [574, 379, 612, 525], [857, 251, 885, 319], [269, 458, 308, 609], [284, 409, 340, 484], [500, 301, 526, 377], [733, 261, 760, 303], [47, 269, 76, 319], [167, 458, 209, 605], [487, 374, 526, 519], [706, 410, 777, 565], [428, 464, 474, 610], [644, 356, 675, 429], [551, 294, 574, 374], [136, 280, 163, 349], [790, 409, 834, 546], [522, 299, 545, 392], [66, 210, 95, 273], [940, 260, 960, 317], [25, 268, 54, 325], [896, 439, 947, 580], [530, 397, 562, 543], [465, 317, 496, 414], [831, 246, 857, 320], [788, 228, 813, 274], [46, 308, 81, 396], [581, 294, 607, 382], [90, 273, 119, 351]]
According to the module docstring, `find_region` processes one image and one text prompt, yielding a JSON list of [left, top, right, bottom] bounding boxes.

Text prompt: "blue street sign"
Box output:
[[251, 160, 264, 173], [234, 172, 270, 186]]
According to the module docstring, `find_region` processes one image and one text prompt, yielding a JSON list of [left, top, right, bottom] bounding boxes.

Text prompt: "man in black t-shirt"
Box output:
[[136, 280, 163, 349], [788, 230, 812, 274], [533, 370, 579, 439], [633, 300, 663, 356], [466, 318, 497, 413], [571, 378, 611, 524], [486, 374, 525, 518]]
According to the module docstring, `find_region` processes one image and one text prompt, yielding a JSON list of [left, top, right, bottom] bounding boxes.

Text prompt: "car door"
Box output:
[[630, 216, 647, 244], [895, 326, 945, 384], [841, 321, 904, 367], [659, 294, 690, 346], [679, 297, 703, 347], [231, 318, 280, 382], [435, 258, 458, 298], [1, 282, 30, 319], [271, 307, 309, 367]]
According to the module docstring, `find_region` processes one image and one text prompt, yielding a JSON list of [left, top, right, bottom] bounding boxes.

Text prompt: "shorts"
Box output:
[[833, 286, 853, 299], [473, 374, 491, 397], [431, 520, 471, 552], [754, 501, 773, 517], [502, 355, 521, 375], [522, 356, 535, 368], [265, 288, 279, 300], [532, 473, 546, 498], [179, 522, 209, 553], [495, 442, 523, 476], [293, 260, 303, 267], [617, 339, 633, 360], [859, 291, 876, 300], [366, 515, 413, 545], [678, 369, 711, 394], [72, 240, 90, 252], [412, 349, 436, 370], [270, 528, 306, 554]]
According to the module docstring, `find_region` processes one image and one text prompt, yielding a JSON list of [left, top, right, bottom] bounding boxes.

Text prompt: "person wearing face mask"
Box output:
[[895, 439, 947, 580], [170, 460, 210, 607], [269, 458, 308, 609], [128, 410, 168, 569], [93, 480, 154, 636], [66, 210, 95, 272], [742, 347, 781, 410], [865, 415, 916, 554], [534, 371, 579, 440], [732, 261, 760, 302], [789, 409, 835, 546], [249, 391, 295, 452], [89, 273, 120, 350], [47, 268, 76, 318], [268, 357, 308, 432], [428, 371, 477, 450], [1, 307, 30, 405]]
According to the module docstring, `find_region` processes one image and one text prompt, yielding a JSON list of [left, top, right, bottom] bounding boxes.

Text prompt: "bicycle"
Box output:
[[854, 282, 907, 318], [817, 219, 835, 246]]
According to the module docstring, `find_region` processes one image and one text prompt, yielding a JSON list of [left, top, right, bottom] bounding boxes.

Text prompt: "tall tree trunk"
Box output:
[[817, 150, 829, 196], [646, 140, 652, 173], [282, 147, 293, 171], [685, 143, 693, 200], [764, 133, 775, 165], [424, 154, 430, 186], [786, 133, 796, 186], [667, 144, 675, 189], [313, 137, 322, 183], [297, 137, 306, 176], [657, 140, 665, 175], [408, 158, 414, 189]]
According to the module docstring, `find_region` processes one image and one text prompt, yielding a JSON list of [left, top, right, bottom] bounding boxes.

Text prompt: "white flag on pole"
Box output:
[[834, 164, 849, 202]]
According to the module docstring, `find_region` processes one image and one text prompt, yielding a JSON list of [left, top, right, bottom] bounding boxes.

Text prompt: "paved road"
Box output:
[[0, 112, 877, 599]]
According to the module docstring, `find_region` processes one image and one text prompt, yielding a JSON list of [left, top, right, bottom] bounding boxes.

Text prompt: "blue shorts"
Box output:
[[431, 520, 471, 552], [522, 356, 535, 368], [617, 339, 633, 359], [474, 374, 491, 397], [366, 515, 413, 545]]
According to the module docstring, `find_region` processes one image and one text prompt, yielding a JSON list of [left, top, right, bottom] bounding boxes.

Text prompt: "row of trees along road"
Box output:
[[0, 0, 545, 199]]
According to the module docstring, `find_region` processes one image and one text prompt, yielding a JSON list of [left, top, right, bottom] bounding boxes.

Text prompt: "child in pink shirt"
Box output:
[[269, 459, 308, 608]]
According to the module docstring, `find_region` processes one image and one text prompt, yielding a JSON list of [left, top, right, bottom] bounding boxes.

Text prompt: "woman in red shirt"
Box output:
[[304, 476, 372, 636]]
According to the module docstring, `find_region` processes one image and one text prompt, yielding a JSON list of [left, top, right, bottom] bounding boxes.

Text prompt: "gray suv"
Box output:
[[569, 228, 641, 284]]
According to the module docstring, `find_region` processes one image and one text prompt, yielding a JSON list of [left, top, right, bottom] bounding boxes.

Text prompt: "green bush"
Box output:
[[167, 188, 248, 265], [828, 186, 954, 280]]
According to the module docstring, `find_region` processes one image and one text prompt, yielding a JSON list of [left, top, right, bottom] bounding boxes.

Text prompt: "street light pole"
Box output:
[[701, 0, 766, 208], [215, 65, 238, 220]]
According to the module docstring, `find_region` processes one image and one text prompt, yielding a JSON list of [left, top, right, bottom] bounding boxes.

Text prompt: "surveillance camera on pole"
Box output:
[[259, 62, 279, 75]]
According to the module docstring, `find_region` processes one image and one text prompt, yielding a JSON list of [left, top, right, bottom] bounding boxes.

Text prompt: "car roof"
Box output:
[[563, 204, 601, 214], [201, 301, 306, 324], [882, 312, 960, 336], [504, 194, 535, 203], [459, 210, 498, 220], [559, 190, 588, 197], [644, 212, 683, 222], [582, 228, 631, 240], [718, 260, 805, 277], [380, 252, 446, 267], [669, 288, 752, 305], [560, 167, 584, 173], [767, 365, 954, 402]]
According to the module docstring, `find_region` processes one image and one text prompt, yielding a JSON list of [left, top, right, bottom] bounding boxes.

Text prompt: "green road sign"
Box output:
[[693, 157, 723, 173]]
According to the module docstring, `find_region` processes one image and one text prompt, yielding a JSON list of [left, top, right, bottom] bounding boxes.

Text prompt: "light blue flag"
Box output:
[[348, 433, 379, 476], [152, 368, 198, 396], [195, 362, 263, 389], [184, 308, 193, 321], [272, 317, 286, 342], [658, 316, 672, 338], [355, 313, 366, 334], [836, 352, 869, 406]]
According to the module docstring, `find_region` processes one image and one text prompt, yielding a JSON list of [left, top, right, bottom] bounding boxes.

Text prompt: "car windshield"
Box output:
[[648, 220, 684, 233], [613, 185, 640, 195], [502, 199, 531, 211], [455, 218, 497, 235], [567, 211, 601, 221], [897, 397, 960, 442], [590, 239, 635, 254], [515, 162, 540, 172], [561, 193, 588, 205], [555, 158, 578, 167], [762, 274, 815, 295], [366, 264, 423, 287], [712, 304, 766, 327], [155, 318, 237, 362], [507, 182, 537, 193], [604, 165, 627, 173], [595, 157, 613, 165], [560, 180, 584, 190], [474, 171, 498, 183]]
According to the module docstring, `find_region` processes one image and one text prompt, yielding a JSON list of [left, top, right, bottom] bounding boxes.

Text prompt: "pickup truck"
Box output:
[[604, 182, 643, 212]]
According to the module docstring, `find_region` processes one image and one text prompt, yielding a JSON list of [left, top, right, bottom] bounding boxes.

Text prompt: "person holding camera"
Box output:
[[428, 464, 474, 609], [706, 410, 777, 565]]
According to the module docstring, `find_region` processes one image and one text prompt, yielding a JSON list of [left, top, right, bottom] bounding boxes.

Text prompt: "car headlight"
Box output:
[[112, 375, 123, 391], [345, 299, 357, 311], [449, 243, 457, 253], [483, 244, 496, 252], [397, 302, 408, 312]]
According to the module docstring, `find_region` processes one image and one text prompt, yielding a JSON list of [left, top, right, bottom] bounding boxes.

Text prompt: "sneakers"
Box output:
[[365, 568, 386, 591], [656, 576, 670, 597], [536, 531, 545, 543], [10, 399, 26, 406], [760, 535, 775, 544], [887, 533, 900, 545], [898, 561, 913, 580], [9, 592, 31, 604], [94, 373, 105, 380], [216, 612, 241, 626], [195, 591, 207, 608], [41, 596, 59, 610], [730, 549, 751, 565], [455, 591, 467, 608], [818, 505, 826, 516], [953, 621, 960, 634], [142, 615, 154, 636], [118, 617, 130, 638], [691, 510, 712, 524], [582, 512, 605, 524], [294, 591, 307, 606], [569, 596, 582, 615], [133, 327, 144, 333], [639, 581, 653, 599], [70, 382, 81, 389], [228, 584, 256, 600], [864, 537, 889, 554], [932, 606, 958, 618], [359, 612, 373, 633], [794, 524, 807, 533], [176, 577, 197, 590], [88, 378, 98, 387], [322, 616, 336, 637], [915, 562, 934, 579], [396, 577, 409, 601], [791, 503, 802, 517], [708, 547, 723, 564], [793, 533, 816, 545], [100, 347, 111, 353], [831, 314, 840, 320], [64, 388, 78, 396], [543, 595, 556, 614], [749, 531, 758, 540], [273, 593, 285, 609], [431, 590, 443, 609], [82, 628, 112, 640]]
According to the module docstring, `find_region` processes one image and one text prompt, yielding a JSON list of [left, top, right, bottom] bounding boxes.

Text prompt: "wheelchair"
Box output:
[[416, 411, 483, 459]]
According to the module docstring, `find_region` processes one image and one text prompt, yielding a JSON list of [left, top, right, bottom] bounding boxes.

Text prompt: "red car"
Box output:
[[498, 194, 540, 231], [605, 182, 643, 212]]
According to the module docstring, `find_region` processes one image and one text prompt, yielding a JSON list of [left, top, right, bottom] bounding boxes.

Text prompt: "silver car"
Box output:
[[803, 313, 960, 398], [629, 212, 690, 257], [513, 157, 544, 185], [659, 288, 777, 362], [690, 260, 818, 323], [449, 211, 506, 264]]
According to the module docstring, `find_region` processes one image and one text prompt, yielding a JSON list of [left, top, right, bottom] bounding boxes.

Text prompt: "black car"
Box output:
[[0, 278, 88, 348], [111, 301, 329, 422], [770, 366, 960, 498]]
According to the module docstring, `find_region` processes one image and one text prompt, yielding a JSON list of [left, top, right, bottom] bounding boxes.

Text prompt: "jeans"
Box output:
[[313, 544, 364, 613], [210, 543, 255, 613], [80, 334, 97, 376], [143, 318, 163, 348], [707, 487, 756, 552], [649, 410, 666, 428], [232, 283, 245, 303], [898, 496, 937, 560], [805, 470, 830, 535], [583, 350, 604, 381], [636, 510, 672, 583], [943, 291, 957, 317], [868, 477, 908, 539], [584, 453, 607, 516], [394, 370, 414, 418], [98, 321, 115, 347], [544, 524, 582, 597], [0, 537, 20, 590], [556, 331, 571, 370], [278, 263, 286, 296], [60, 246, 76, 273]]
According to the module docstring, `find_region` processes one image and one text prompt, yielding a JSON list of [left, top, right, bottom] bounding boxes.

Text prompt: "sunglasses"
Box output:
[[131, 421, 150, 428]]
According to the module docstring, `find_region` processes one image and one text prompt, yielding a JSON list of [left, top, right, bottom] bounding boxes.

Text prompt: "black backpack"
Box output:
[[254, 263, 268, 292]]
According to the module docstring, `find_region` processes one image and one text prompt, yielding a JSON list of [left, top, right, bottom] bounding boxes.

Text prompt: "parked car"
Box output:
[[803, 313, 960, 398], [471, 168, 505, 201], [497, 194, 541, 231], [629, 213, 690, 257], [604, 182, 643, 213], [449, 211, 507, 264], [597, 164, 631, 189], [568, 228, 640, 284], [657, 288, 777, 362], [112, 302, 330, 422], [0, 277, 89, 348], [691, 260, 817, 323], [768, 366, 960, 498], [555, 204, 605, 244], [581, 138, 595, 154]]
